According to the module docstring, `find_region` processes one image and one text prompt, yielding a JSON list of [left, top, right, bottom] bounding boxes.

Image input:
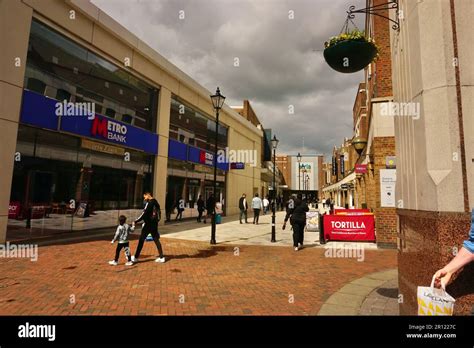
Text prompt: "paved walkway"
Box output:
[[0, 239, 396, 315], [317, 269, 399, 315], [154, 211, 378, 250]]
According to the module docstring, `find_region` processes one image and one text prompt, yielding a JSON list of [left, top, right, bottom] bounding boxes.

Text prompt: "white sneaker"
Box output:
[[155, 257, 166, 263], [108, 260, 118, 266], [125, 261, 134, 266], [131, 256, 137, 262], [294, 247, 299, 251]]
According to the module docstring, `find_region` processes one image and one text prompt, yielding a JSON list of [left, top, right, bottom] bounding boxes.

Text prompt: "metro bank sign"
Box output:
[[20, 90, 159, 154], [91, 116, 128, 143]]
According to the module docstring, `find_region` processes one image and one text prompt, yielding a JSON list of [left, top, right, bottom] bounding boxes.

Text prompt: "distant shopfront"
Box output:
[[166, 97, 228, 219], [7, 19, 159, 240]]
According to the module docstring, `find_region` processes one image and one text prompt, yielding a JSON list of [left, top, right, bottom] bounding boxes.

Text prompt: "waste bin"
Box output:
[[216, 214, 222, 224]]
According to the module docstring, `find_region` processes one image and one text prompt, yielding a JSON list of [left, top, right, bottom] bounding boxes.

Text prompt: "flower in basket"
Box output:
[[323, 29, 380, 73]]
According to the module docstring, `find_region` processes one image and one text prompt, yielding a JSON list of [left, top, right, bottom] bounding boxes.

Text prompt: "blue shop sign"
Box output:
[[20, 90, 158, 154]]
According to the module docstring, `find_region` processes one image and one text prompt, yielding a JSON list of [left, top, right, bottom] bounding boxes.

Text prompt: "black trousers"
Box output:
[[115, 242, 131, 262], [253, 209, 260, 224], [239, 209, 248, 223], [197, 209, 204, 222], [291, 222, 305, 247], [135, 229, 164, 258]]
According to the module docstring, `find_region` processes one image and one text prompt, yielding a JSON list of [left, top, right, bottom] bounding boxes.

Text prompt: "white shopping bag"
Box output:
[[417, 275, 455, 316]]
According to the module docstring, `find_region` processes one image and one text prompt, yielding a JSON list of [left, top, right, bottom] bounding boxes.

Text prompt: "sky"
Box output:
[[92, 0, 366, 158]]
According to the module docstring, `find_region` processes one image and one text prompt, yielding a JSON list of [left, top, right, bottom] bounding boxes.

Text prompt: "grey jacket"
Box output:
[[112, 223, 135, 243]]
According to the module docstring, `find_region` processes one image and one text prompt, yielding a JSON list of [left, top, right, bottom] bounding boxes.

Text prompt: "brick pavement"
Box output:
[[0, 235, 397, 315]]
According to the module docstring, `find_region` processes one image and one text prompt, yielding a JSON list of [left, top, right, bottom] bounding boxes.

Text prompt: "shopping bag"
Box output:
[[417, 275, 455, 315]]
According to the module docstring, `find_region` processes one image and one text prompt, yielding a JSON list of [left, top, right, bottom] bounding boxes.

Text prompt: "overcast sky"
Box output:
[[92, 0, 366, 158]]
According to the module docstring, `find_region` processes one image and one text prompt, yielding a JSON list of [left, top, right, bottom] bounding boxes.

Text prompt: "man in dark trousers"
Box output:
[[284, 194, 309, 251], [196, 195, 205, 222], [238, 193, 248, 224], [165, 192, 174, 222], [203, 193, 215, 224], [132, 192, 165, 263]]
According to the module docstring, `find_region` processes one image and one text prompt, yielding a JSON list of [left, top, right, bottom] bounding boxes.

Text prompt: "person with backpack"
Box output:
[[284, 194, 309, 251], [132, 192, 165, 263], [176, 196, 185, 221]]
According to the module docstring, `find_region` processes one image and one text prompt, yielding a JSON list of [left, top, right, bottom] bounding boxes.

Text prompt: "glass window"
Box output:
[[170, 97, 228, 152], [7, 125, 154, 241], [24, 19, 157, 131]]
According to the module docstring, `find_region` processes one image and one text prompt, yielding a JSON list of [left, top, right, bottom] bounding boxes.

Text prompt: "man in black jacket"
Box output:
[[196, 195, 205, 222], [285, 194, 309, 251], [203, 193, 215, 224], [238, 193, 248, 224], [132, 192, 165, 263]]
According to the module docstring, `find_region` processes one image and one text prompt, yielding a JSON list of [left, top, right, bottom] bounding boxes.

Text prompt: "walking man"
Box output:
[[262, 196, 269, 215], [203, 193, 215, 224], [283, 194, 308, 251], [197, 195, 205, 222], [252, 193, 263, 225], [176, 196, 185, 221], [165, 192, 174, 222], [239, 193, 248, 224], [132, 192, 165, 263]]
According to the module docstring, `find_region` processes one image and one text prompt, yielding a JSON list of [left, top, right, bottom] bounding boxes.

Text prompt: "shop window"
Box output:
[[122, 114, 133, 124], [26, 78, 46, 94], [56, 89, 71, 102], [25, 19, 157, 132], [105, 108, 116, 118]]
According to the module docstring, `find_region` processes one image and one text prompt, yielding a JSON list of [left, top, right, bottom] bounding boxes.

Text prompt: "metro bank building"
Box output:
[[0, 0, 263, 242]]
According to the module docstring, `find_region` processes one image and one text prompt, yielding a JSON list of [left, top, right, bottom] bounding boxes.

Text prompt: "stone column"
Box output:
[[154, 87, 171, 226], [0, 1, 33, 243], [392, 0, 473, 314]]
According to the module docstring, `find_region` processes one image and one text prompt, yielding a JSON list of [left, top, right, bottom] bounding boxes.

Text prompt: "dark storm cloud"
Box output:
[[92, 0, 367, 157]]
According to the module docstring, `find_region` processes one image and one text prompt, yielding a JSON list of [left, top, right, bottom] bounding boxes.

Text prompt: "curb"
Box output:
[[317, 268, 398, 315]]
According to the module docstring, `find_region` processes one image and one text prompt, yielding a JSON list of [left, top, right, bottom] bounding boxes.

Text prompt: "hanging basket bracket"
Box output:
[[347, 0, 400, 32]]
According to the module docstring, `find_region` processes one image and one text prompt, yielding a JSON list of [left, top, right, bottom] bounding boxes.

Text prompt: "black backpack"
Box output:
[[151, 201, 161, 222]]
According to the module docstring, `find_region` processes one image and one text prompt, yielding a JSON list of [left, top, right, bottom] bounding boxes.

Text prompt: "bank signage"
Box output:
[[200, 151, 214, 166], [230, 162, 245, 170], [20, 90, 159, 154], [62, 112, 158, 154], [187, 145, 228, 171]]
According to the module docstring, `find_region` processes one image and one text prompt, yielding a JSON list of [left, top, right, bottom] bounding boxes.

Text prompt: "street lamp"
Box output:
[[352, 136, 367, 155], [271, 135, 279, 242], [297, 152, 302, 192], [209, 87, 225, 245]]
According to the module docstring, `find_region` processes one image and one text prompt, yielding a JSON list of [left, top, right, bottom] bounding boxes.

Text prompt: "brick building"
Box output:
[[321, 0, 397, 248]]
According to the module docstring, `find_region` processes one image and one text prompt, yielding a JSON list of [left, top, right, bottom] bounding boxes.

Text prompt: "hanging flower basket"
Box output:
[[323, 30, 379, 73]]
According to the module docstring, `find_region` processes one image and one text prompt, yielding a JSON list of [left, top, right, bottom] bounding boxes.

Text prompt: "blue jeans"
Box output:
[[462, 209, 474, 253]]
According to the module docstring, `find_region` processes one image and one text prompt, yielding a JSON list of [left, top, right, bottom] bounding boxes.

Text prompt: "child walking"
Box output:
[[109, 215, 135, 266]]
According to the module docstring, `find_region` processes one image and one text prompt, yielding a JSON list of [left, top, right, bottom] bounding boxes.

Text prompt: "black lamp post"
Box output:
[[209, 87, 225, 245], [304, 168, 308, 191], [271, 135, 279, 242], [297, 152, 302, 192]]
